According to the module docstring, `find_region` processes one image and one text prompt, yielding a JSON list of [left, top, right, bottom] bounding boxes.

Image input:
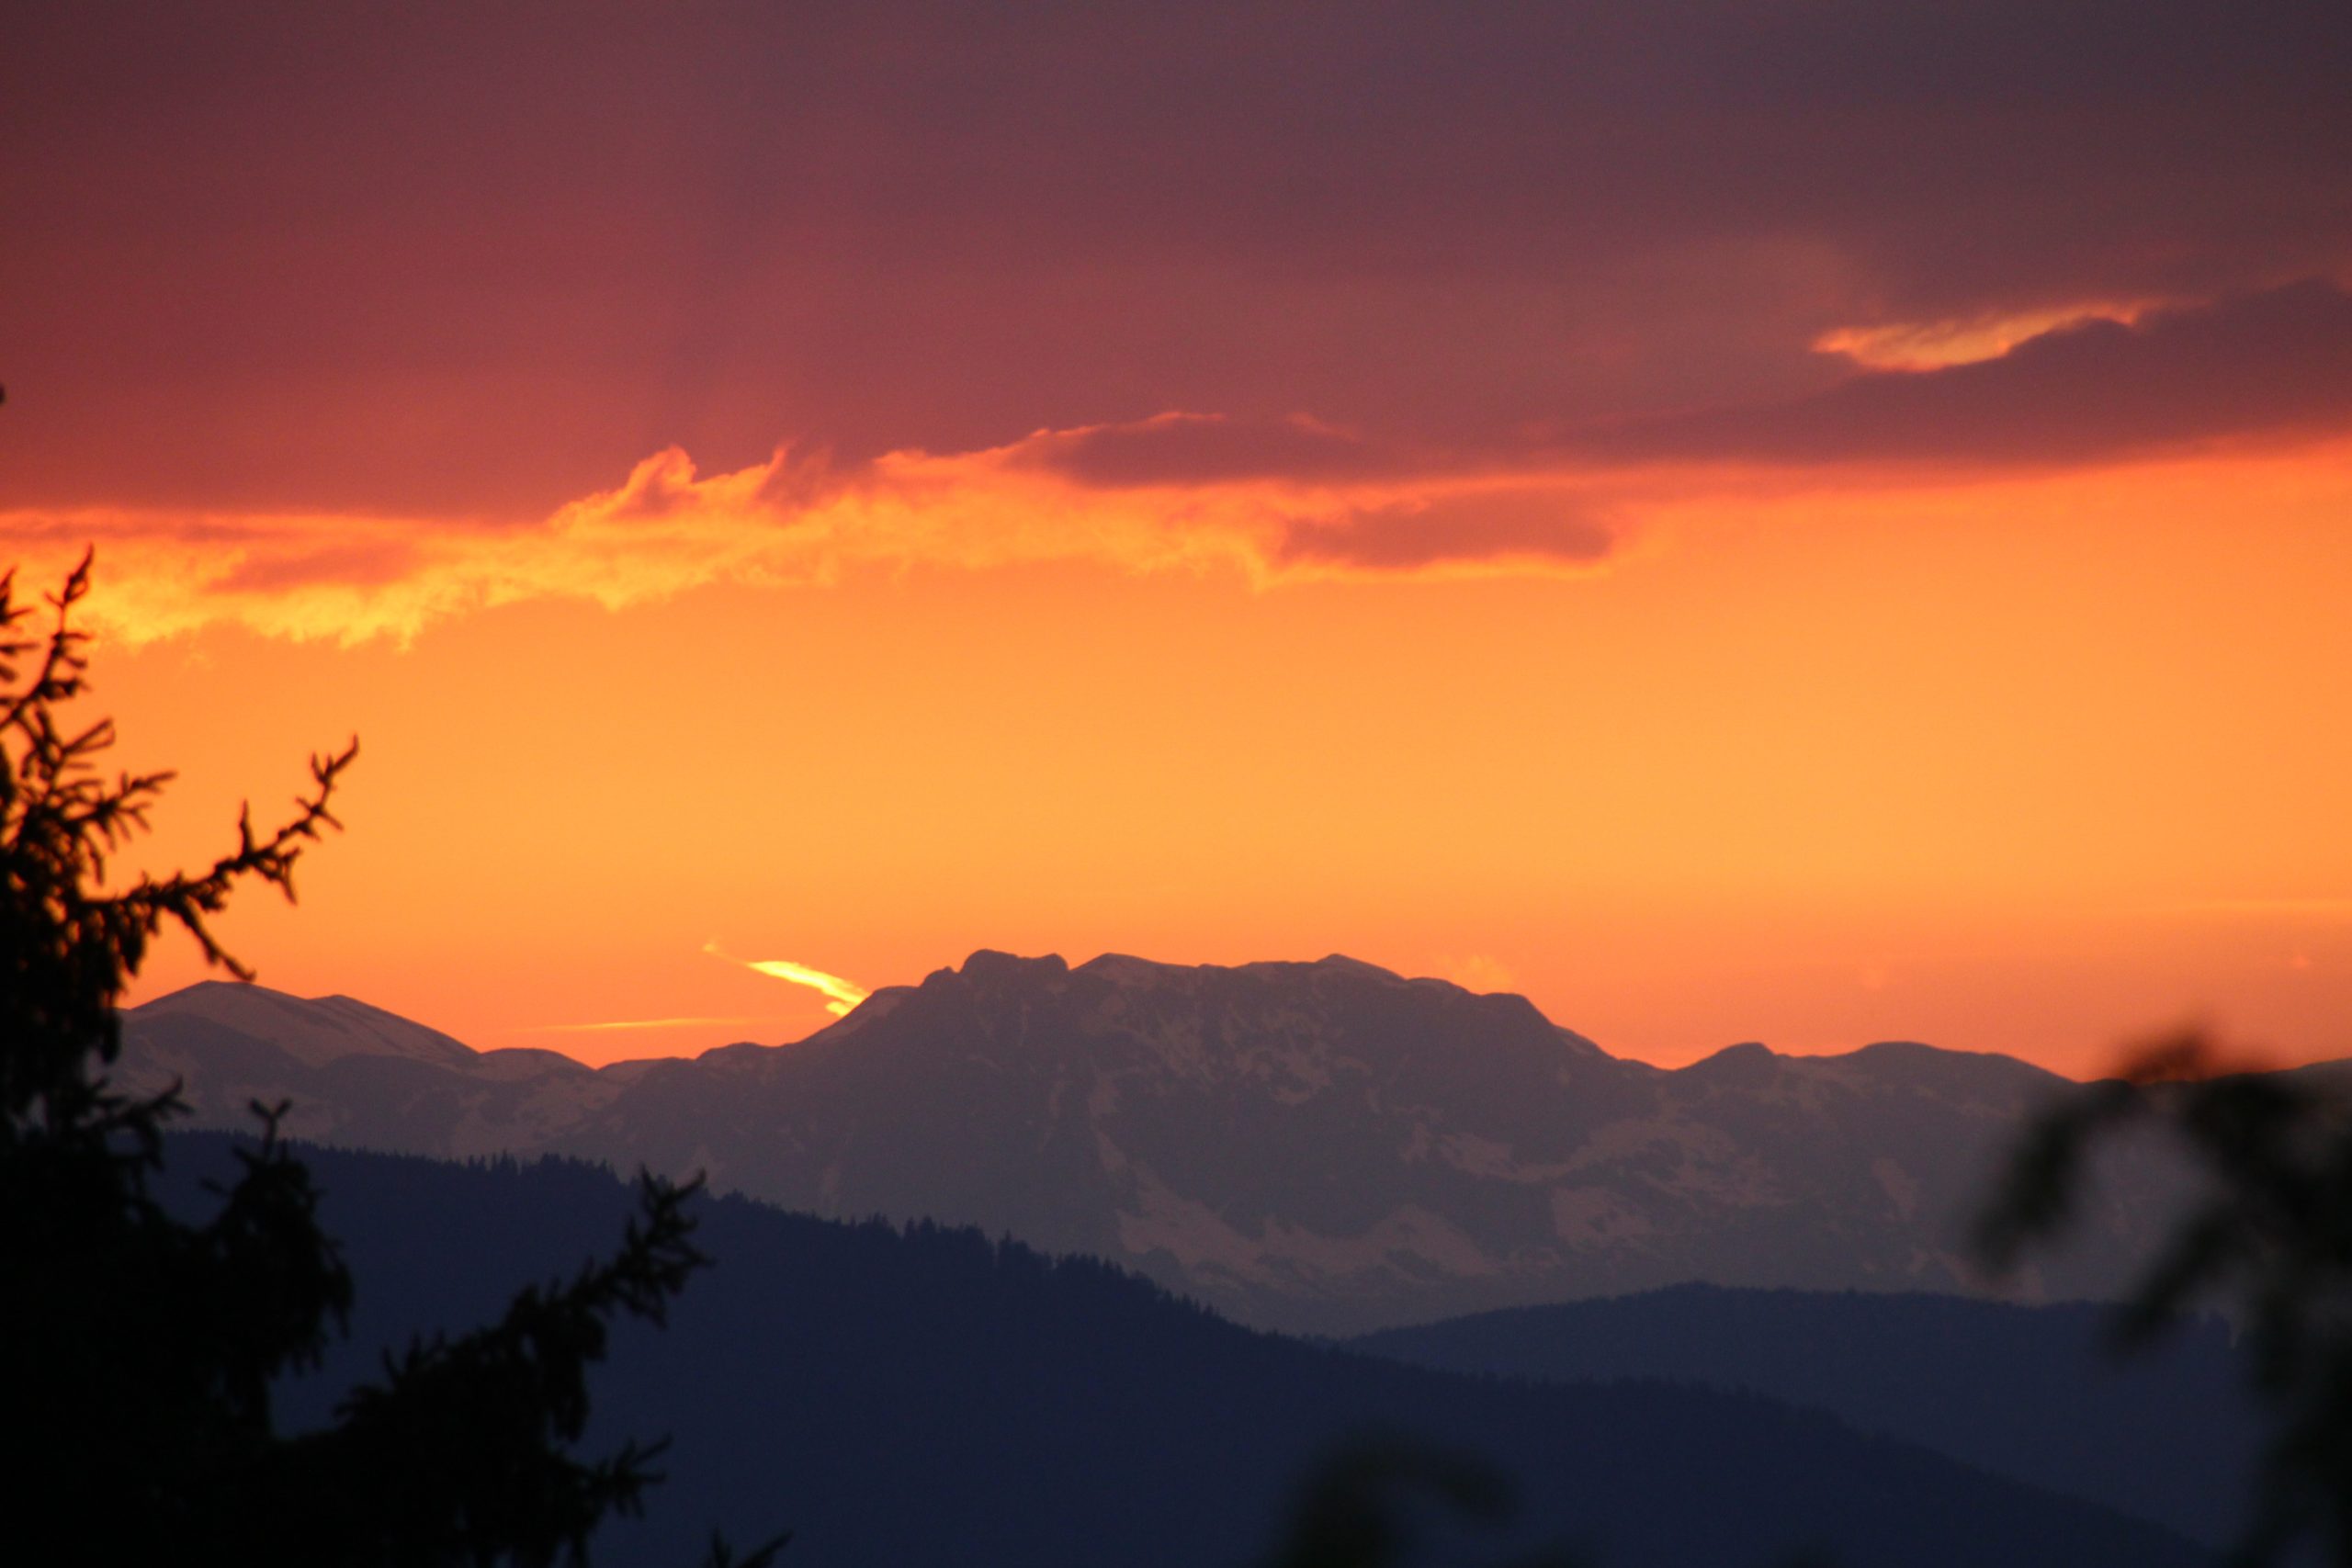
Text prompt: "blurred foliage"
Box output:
[[1978, 1031, 2352, 1565], [0, 553, 782, 1566]]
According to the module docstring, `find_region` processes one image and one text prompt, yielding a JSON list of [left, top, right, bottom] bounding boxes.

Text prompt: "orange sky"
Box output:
[[6, 6, 2352, 1077], [23, 438, 2342, 1077]]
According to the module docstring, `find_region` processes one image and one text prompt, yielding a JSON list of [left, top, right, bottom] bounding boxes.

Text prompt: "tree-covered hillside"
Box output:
[[158, 1134, 2211, 1568]]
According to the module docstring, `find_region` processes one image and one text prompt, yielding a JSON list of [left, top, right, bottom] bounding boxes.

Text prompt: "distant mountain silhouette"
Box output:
[[124, 952, 2203, 1334], [1353, 1283, 2262, 1547], [153, 1134, 2211, 1568]]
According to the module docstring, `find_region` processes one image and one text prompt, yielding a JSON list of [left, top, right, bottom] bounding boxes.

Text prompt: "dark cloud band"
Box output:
[[3, 2, 2346, 515]]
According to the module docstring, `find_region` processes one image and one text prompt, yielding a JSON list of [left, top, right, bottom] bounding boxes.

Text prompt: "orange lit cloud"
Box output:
[[15, 280, 2352, 650], [4, 420, 1631, 647], [1813, 300, 2156, 371]]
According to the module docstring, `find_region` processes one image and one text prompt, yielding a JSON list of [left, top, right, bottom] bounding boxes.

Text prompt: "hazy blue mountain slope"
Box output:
[[1354, 1284, 2264, 1547], [155, 1135, 2208, 1568]]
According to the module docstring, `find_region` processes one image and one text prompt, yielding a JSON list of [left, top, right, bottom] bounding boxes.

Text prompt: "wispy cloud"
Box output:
[[704, 941, 871, 1017], [1812, 299, 2157, 371]]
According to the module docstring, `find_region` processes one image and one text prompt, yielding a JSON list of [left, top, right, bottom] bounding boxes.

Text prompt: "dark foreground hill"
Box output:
[[1354, 1284, 2264, 1548], [125, 953, 2199, 1334], [156, 1134, 2207, 1568]]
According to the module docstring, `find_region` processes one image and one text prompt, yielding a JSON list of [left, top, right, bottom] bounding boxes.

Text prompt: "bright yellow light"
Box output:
[[704, 941, 870, 1016]]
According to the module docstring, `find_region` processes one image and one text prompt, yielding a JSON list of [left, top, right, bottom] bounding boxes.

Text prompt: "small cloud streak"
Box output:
[[1814, 300, 2156, 371], [705, 941, 870, 1017], [1603, 280, 2352, 468]]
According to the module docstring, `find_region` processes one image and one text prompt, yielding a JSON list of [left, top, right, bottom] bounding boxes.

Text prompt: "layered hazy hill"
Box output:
[[153, 1136, 2210, 1568], [1352, 1284, 2262, 1547], [122, 950, 2188, 1334]]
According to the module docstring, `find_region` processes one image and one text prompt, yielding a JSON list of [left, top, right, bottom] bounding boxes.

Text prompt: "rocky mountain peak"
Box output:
[[945, 949, 1072, 987]]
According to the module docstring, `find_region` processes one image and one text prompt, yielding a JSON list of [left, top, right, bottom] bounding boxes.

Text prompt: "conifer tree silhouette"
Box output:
[[0, 553, 783, 1567]]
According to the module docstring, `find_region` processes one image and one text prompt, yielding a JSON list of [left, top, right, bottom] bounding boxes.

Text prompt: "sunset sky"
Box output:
[[6, 2, 2350, 1075]]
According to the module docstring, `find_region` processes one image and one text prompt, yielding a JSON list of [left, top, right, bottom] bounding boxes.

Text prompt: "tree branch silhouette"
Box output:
[[1976, 1032, 2352, 1565], [0, 551, 783, 1567]]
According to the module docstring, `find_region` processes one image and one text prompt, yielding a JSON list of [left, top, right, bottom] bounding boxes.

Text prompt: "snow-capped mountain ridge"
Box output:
[[121, 950, 2185, 1333]]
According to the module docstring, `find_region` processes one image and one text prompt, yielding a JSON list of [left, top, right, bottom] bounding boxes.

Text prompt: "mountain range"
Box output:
[[122, 950, 2197, 1335]]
